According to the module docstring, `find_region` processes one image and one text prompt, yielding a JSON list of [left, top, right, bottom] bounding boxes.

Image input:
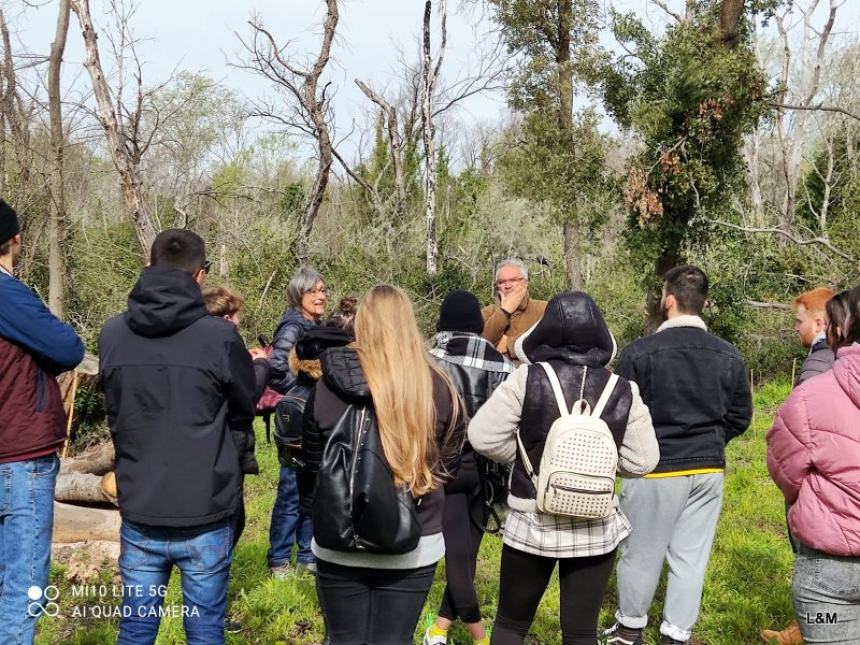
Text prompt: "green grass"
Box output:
[[38, 381, 794, 644]]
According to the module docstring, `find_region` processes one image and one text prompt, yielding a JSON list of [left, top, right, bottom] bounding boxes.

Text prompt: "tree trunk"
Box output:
[[421, 0, 446, 277], [53, 502, 121, 543], [55, 473, 112, 504], [557, 0, 583, 289], [47, 0, 71, 317], [563, 221, 583, 290], [70, 0, 158, 255], [60, 442, 114, 476], [644, 251, 679, 334]]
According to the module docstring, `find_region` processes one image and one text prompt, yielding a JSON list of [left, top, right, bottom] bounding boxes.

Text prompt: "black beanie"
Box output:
[[0, 199, 20, 246], [437, 289, 485, 334]]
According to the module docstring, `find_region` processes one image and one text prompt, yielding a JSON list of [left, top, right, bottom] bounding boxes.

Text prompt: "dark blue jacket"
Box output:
[[615, 317, 752, 474], [269, 307, 315, 394], [0, 269, 84, 461]]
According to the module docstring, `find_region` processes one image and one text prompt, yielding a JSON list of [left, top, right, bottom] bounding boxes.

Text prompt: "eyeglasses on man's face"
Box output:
[[497, 277, 525, 288]]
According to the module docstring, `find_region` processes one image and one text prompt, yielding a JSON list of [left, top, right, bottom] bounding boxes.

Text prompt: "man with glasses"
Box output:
[[99, 229, 257, 644], [481, 258, 547, 362]]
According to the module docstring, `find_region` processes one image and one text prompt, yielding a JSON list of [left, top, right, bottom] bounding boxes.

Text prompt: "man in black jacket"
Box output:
[[603, 266, 752, 645], [99, 229, 257, 645]]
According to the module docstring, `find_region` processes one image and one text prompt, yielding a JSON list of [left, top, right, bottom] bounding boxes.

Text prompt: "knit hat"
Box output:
[[0, 199, 20, 246], [437, 289, 485, 335]]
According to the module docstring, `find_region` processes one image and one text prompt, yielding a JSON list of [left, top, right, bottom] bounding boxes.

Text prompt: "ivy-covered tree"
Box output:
[[601, 0, 769, 330]]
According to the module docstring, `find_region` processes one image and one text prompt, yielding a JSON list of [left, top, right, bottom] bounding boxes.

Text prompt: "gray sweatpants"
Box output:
[[615, 473, 724, 642]]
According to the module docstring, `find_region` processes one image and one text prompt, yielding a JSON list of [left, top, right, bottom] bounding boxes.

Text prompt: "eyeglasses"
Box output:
[[203, 259, 213, 274], [306, 287, 328, 296], [497, 278, 525, 287]]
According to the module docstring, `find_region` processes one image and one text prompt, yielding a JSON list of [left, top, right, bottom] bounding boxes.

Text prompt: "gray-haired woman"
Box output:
[[267, 266, 327, 578]]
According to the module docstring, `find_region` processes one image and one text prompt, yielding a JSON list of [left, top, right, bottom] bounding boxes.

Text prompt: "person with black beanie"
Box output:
[[424, 290, 514, 645]]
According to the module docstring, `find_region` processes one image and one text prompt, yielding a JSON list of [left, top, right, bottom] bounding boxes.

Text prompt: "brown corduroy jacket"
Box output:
[[481, 293, 547, 361]]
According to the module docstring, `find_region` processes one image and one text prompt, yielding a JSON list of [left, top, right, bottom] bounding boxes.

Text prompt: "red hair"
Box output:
[[793, 287, 834, 315]]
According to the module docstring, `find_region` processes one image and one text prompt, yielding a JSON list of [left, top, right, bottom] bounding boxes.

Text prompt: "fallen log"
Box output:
[[60, 441, 114, 476], [55, 473, 112, 504], [53, 501, 121, 543]]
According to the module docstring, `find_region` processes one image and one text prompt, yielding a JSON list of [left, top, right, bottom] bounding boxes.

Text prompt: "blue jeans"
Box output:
[[118, 518, 235, 645], [0, 454, 59, 645], [794, 544, 860, 644], [267, 466, 313, 567]]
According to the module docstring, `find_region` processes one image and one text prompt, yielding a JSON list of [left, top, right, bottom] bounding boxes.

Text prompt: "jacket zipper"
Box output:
[[35, 368, 45, 413], [348, 408, 367, 549]]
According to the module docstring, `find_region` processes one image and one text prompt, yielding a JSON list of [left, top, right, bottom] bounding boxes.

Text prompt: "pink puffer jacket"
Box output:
[[767, 344, 860, 556]]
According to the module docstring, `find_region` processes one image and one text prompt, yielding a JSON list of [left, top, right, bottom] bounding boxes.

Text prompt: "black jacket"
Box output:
[[302, 346, 465, 535], [615, 317, 752, 474], [99, 267, 258, 527], [269, 307, 316, 394], [511, 291, 634, 501]]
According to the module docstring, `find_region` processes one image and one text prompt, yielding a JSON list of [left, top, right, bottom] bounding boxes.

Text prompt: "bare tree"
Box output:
[[422, 0, 447, 276], [47, 0, 71, 315], [237, 0, 339, 264], [70, 0, 159, 254]]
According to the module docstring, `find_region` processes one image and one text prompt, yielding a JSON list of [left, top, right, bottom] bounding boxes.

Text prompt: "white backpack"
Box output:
[[516, 362, 620, 519]]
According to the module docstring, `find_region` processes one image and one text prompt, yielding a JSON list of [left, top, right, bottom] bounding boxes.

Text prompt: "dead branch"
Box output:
[[712, 219, 856, 262]]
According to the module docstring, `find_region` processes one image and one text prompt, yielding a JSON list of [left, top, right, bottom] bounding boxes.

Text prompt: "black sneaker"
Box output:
[[601, 622, 644, 645], [660, 636, 688, 645], [225, 619, 243, 634]]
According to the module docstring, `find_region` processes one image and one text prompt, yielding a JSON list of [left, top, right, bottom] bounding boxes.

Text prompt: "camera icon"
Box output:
[[26, 585, 60, 618]]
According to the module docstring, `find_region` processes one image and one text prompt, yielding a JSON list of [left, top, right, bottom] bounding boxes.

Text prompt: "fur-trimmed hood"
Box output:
[[289, 348, 322, 379]]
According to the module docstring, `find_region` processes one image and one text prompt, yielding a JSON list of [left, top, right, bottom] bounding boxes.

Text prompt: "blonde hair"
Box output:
[[354, 285, 461, 496], [203, 286, 244, 318]]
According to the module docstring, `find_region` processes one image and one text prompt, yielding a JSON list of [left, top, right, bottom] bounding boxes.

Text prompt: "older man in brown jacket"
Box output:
[[481, 258, 547, 361]]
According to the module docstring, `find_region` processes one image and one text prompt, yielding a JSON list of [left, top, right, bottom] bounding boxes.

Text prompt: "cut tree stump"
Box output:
[[53, 501, 121, 543]]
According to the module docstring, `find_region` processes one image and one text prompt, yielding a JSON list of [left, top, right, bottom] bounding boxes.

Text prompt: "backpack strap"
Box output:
[[515, 429, 538, 487], [539, 362, 572, 416], [592, 374, 619, 419]]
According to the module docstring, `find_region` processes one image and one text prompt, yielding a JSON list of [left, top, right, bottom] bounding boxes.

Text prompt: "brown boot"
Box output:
[[761, 622, 803, 645]]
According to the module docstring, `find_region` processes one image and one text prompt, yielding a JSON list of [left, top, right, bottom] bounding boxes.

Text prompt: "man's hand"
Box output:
[[249, 347, 268, 360], [500, 283, 527, 314]]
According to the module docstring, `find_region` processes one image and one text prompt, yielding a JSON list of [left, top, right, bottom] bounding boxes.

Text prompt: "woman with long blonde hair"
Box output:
[[301, 284, 465, 645]]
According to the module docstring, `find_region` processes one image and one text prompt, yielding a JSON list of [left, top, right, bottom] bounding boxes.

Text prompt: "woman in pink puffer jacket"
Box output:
[[767, 285, 860, 644]]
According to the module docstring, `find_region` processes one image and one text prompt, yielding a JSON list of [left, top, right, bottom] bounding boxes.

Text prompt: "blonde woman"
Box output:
[[301, 285, 466, 645]]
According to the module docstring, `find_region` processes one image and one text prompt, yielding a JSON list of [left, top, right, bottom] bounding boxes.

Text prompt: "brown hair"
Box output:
[[826, 290, 851, 349], [840, 286, 860, 348], [325, 296, 358, 332], [793, 287, 834, 316], [202, 286, 244, 318]]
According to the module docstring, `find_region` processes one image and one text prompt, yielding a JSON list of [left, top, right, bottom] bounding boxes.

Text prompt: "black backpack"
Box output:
[[273, 381, 313, 469], [312, 404, 422, 555]]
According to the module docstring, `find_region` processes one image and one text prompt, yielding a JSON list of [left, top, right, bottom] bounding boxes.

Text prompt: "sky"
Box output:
[[10, 0, 860, 164]]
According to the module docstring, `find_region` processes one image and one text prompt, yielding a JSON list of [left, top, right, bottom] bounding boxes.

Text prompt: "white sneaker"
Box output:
[[269, 562, 292, 580], [423, 626, 448, 645]]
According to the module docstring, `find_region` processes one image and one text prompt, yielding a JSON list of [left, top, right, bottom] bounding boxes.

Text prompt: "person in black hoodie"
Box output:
[[424, 290, 513, 645], [469, 291, 659, 645], [301, 285, 466, 645], [99, 229, 257, 645]]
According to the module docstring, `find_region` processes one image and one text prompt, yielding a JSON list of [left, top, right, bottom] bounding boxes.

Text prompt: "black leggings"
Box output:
[[491, 544, 616, 645], [438, 459, 485, 624], [316, 559, 437, 645]]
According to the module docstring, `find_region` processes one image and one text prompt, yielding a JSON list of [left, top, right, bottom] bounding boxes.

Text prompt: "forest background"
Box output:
[[3, 0, 859, 434]]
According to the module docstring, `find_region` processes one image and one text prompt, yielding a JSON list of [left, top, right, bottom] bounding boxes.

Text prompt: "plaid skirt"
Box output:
[[502, 506, 631, 558]]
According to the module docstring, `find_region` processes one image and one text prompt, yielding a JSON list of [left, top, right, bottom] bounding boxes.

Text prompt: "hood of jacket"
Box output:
[[833, 344, 860, 409], [125, 266, 208, 338], [320, 346, 370, 399], [514, 291, 616, 366]]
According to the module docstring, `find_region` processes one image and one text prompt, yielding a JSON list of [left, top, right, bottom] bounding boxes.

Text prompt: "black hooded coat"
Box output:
[[509, 291, 635, 501], [99, 266, 257, 527]]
